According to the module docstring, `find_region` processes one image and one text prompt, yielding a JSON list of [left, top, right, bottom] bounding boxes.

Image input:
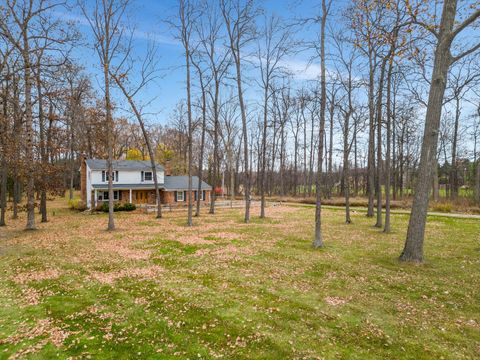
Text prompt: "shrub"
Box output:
[[432, 202, 453, 213], [68, 199, 87, 211], [122, 203, 136, 211], [101, 202, 109, 212], [99, 202, 136, 212]]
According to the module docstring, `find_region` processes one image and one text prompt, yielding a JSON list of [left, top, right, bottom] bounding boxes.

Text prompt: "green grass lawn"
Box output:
[[0, 199, 479, 359]]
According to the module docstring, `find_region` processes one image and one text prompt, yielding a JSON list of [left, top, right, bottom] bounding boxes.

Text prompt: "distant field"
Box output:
[[0, 198, 479, 358]]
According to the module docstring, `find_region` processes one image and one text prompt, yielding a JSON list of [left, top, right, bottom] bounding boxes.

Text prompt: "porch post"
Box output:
[[94, 189, 97, 208], [129, 189, 132, 203]]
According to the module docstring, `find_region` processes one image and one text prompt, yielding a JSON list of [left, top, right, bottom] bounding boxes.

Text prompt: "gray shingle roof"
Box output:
[[86, 159, 163, 171], [164, 176, 211, 190]]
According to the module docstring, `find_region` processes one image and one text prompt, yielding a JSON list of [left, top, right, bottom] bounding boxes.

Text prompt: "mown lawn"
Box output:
[[0, 198, 479, 359]]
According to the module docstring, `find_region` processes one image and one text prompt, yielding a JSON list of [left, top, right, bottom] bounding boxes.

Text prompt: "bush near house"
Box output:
[[100, 202, 136, 212], [68, 198, 87, 211]]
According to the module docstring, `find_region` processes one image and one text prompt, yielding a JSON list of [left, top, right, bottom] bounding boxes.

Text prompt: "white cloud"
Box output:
[[280, 59, 321, 81], [53, 11, 177, 46]]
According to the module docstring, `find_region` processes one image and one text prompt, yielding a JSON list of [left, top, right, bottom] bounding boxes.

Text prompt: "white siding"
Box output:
[[86, 164, 92, 208], [91, 169, 164, 185]]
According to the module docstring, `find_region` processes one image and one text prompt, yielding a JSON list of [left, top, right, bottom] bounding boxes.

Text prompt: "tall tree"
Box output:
[[0, 0, 65, 230], [313, 0, 330, 248], [110, 43, 163, 219], [80, 0, 131, 231], [400, 0, 480, 262], [256, 15, 292, 218], [177, 0, 196, 226], [221, 0, 257, 223]]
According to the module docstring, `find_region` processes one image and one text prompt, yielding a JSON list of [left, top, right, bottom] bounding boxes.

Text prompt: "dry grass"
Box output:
[[0, 196, 479, 359]]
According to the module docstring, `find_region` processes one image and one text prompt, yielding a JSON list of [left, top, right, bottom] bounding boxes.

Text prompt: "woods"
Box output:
[[1, 0, 480, 358], [0, 0, 479, 264]]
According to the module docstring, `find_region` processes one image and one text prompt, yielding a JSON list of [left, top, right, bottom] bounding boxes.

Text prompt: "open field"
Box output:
[[0, 198, 479, 359]]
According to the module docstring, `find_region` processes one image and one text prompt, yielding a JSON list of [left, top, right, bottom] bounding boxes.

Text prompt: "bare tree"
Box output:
[[332, 31, 360, 224], [221, 0, 257, 223], [110, 42, 163, 219], [0, 0, 67, 230], [256, 15, 292, 218], [313, 0, 331, 248], [197, 0, 230, 215], [400, 1, 480, 262], [80, 0, 131, 230], [0, 44, 12, 227], [177, 0, 196, 226]]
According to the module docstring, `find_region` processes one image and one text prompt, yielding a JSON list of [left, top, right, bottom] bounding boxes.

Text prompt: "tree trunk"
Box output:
[[475, 160, 480, 204], [209, 81, 220, 215], [104, 62, 115, 231], [313, 0, 328, 248], [23, 37, 36, 230], [375, 59, 387, 228], [0, 85, 7, 227], [234, 58, 250, 222], [343, 114, 351, 224], [384, 57, 394, 233], [260, 86, 268, 218], [400, 0, 457, 263], [36, 71, 48, 223], [196, 75, 207, 217], [433, 157, 440, 202], [328, 90, 334, 198], [367, 51, 376, 218], [450, 96, 460, 199]]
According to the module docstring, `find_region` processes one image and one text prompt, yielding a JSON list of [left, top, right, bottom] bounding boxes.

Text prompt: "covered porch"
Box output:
[[91, 186, 163, 208]]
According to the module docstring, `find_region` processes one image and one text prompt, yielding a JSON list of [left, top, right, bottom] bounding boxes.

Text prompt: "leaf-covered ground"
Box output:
[[0, 198, 479, 359]]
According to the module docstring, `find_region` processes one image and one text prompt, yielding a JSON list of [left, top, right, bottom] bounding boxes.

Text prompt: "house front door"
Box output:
[[136, 190, 148, 204]]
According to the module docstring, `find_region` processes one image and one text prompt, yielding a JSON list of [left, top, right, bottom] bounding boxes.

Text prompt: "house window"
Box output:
[[176, 191, 184, 202], [102, 170, 118, 182], [194, 191, 205, 201], [144, 171, 153, 181], [100, 190, 120, 201]]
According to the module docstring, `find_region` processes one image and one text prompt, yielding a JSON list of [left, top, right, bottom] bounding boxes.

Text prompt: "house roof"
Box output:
[[86, 159, 164, 171], [164, 176, 211, 191]]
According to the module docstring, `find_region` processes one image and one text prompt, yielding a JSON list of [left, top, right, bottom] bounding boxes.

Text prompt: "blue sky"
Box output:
[[58, 0, 336, 125]]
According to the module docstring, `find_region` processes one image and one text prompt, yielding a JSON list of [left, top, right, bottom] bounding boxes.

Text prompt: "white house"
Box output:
[[80, 158, 211, 209]]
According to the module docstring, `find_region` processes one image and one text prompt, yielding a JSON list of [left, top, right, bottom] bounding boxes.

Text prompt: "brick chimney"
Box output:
[[164, 160, 172, 176], [80, 154, 87, 202]]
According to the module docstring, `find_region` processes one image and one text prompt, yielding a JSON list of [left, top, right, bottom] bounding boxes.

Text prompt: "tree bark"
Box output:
[[0, 82, 7, 227], [450, 97, 461, 199], [104, 60, 115, 231], [23, 33, 36, 230], [400, 0, 458, 263], [196, 70, 207, 217], [313, 0, 328, 248], [260, 85, 268, 218], [384, 58, 394, 233], [366, 51, 376, 218], [375, 59, 387, 228], [35, 69, 48, 223]]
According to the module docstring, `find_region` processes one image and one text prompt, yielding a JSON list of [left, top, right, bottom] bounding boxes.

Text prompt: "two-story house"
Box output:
[[80, 158, 211, 209]]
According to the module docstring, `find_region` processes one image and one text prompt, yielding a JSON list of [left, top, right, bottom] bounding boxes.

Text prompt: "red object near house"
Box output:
[[214, 187, 223, 195]]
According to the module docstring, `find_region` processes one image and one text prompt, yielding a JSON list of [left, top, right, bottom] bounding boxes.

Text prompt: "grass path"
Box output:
[[0, 198, 479, 359]]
